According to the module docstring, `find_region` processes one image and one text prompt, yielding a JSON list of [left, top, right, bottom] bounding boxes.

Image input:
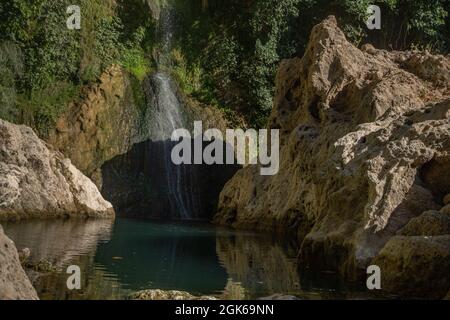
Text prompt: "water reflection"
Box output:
[[3, 218, 113, 268], [2, 218, 368, 300], [216, 233, 300, 298]]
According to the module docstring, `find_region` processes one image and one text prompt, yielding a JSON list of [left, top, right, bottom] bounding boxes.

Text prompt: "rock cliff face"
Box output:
[[214, 16, 450, 297], [47, 65, 144, 187], [0, 119, 114, 221], [0, 225, 38, 300], [47, 65, 237, 220]]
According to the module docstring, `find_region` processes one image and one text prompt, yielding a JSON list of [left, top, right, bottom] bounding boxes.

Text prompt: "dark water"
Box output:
[[3, 218, 371, 300]]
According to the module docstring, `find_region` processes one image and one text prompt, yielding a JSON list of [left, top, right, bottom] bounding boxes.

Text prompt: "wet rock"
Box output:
[[0, 119, 114, 221], [128, 289, 218, 300], [0, 225, 38, 300], [214, 15, 450, 293], [373, 236, 450, 299], [398, 211, 450, 236]]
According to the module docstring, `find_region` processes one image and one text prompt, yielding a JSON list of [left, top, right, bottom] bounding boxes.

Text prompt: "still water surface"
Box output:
[[3, 218, 370, 300]]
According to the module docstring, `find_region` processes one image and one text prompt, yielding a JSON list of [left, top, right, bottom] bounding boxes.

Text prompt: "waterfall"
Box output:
[[100, 3, 242, 220], [147, 73, 194, 220], [143, 4, 197, 220]]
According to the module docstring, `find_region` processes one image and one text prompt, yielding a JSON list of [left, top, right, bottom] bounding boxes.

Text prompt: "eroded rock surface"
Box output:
[[373, 236, 450, 299], [47, 65, 144, 187], [128, 289, 218, 300], [214, 16, 450, 296], [0, 119, 114, 220], [0, 225, 38, 300]]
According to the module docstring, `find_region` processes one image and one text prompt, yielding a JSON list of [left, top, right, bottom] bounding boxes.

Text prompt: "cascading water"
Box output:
[[147, 73, 194, 219], [144, 4, 197, 219], [100, 3, 239, 220]]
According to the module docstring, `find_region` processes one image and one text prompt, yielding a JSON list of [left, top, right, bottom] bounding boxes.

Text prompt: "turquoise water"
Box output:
[[3, 218, 370, 300]]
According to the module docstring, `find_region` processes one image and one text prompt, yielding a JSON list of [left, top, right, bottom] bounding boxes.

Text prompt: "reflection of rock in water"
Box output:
[[3, 219, 113, 268], [2, 219, 121, 300], [215, 233, 300, 298], [35, 253, 130, 300]]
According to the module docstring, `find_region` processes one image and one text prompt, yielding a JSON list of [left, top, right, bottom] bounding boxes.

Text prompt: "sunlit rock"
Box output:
[[0, 119, 114, 220]]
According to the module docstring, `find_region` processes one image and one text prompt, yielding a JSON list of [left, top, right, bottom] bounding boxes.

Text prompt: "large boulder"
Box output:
[[398, 210, 450, 236], [0, 225, 38, 300], [373, 236, 450, 299], [0, 119, 114, 220], [214, 15, 450, 292]]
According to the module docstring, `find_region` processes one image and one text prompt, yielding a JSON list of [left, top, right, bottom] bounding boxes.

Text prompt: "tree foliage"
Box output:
[[173, 0, 449, 127]]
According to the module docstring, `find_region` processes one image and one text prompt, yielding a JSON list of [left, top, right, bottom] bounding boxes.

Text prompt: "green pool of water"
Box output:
[[3, 218, 372, 300]]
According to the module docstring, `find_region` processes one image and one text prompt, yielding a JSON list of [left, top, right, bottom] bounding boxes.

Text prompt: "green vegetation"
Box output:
[[0, 0, 448, 132], [169, 0, 449, 127], [0, 41, 23, 122], [0, 0, 154, 136]]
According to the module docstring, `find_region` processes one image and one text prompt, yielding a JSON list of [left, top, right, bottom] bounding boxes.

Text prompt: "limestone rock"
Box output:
[[0, 225, 38, 300], [373, 236, 450, 299], [47, 65, 144, 184], [128, 289, 218, 300], [398, 211, 450, 236], [214, 16, 450, 286], [0, 119, 114, 220]]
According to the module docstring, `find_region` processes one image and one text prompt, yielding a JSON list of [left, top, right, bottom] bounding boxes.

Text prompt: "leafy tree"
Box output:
[[0, 42, 23, 121]]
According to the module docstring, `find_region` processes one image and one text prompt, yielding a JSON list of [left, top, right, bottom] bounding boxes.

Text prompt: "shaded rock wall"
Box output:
[[214, 16, 450, 296], [100, 139, 239, 219], [0, 119, 114, 221]]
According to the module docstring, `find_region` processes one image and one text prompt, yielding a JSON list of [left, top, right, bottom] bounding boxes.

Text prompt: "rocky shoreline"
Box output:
[[214, 16, 450, 298], [0, 225, 38, 300], [0, 119, 115, 299]]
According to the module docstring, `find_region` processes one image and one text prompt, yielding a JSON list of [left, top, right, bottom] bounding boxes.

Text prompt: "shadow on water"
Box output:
[[2, 218, 376, 300]]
